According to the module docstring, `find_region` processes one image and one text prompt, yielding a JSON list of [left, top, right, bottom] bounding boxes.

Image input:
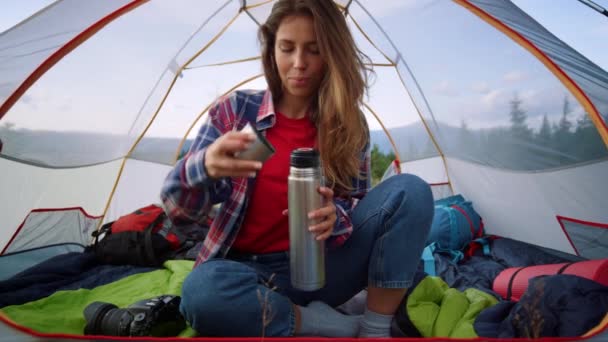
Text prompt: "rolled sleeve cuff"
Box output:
[[184, 148, 214, 187], [184, 148, 231, 199], [333, 203, 347, 231], [327, 203, 353, 248]]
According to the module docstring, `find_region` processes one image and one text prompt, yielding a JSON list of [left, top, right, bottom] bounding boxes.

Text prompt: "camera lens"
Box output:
[[100, 307, 134, 336], [83, 301, 133, 336], [84, 302, 116, 335]]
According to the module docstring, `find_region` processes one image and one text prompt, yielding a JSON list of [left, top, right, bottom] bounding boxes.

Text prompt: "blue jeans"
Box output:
[[180, 174, 434, 336]]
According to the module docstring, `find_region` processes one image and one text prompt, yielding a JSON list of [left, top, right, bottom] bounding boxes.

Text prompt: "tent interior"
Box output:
[[1, 0, 607, 340]]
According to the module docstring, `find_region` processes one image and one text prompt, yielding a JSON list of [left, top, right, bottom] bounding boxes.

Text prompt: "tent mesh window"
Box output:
[[558, 216, 608, 259]]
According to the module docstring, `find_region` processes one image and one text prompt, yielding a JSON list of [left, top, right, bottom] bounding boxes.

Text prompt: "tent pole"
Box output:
[[240, 0, 262, 27], [349, 15, 395, 66], [186, 56, 262, 69], [343, 0, 354, 18], [577, 0, 608, 18], [362, 103, 402, 164]]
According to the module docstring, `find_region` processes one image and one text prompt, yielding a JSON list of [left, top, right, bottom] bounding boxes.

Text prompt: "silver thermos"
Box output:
[[288, 148, 326, 291]]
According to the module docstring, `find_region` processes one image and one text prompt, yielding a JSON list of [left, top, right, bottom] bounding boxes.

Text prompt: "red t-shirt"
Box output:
[[231, 112, 317, 254]]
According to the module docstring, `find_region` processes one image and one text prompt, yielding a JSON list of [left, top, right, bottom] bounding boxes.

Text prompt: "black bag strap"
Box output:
[[147, 210, 167, 233], [506, 263, 574, 301], [91, 221, 114, 247], [143, 226, 159, 265], [506, 266, 528, 301], [557, 262, 574, 274], [140, 212, 169, 266]]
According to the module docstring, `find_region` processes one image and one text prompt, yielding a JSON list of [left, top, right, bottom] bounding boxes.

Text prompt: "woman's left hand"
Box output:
[[308, 186, 337, 241]]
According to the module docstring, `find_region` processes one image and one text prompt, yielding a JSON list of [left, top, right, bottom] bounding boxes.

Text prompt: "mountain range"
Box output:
[[0, 121, 455, 167]]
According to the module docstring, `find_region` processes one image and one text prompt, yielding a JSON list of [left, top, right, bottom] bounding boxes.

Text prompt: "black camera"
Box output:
[[83, 295, 186, 337]]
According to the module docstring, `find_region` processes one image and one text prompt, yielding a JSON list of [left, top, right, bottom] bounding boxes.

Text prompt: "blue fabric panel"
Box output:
[[0, 243, 84, 281], [0, 250, 154, 308], [491, 238, 583, 267]]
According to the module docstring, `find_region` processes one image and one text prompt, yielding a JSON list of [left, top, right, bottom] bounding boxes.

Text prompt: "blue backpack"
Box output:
[[421, 194, 486, 275]]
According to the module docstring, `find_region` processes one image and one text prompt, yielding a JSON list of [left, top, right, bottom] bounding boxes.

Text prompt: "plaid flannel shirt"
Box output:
[[160, 89, 371, 267]]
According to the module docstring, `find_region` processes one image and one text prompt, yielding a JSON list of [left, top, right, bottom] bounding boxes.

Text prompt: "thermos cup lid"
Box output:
[[290, 148, 320, 168]]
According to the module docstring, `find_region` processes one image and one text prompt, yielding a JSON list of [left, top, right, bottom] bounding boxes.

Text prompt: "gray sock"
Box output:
[[297, 301, 361, 337], [359, 308, 393, 338]]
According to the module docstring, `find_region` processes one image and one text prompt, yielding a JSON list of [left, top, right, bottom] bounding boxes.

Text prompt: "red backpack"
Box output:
[[109, 204, 182, 249], [91, 205, 183, 266]]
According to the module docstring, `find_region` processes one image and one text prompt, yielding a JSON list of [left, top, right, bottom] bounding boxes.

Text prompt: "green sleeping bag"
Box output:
[[1, 260, 197, 337], [406, 276, 498, 338]]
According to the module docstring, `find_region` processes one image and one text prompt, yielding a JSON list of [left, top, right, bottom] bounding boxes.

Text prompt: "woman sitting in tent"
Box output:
[[160, 0, 433, 337]]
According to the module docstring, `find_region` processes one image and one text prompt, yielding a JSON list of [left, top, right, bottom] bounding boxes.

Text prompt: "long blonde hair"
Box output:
[[259, 0, 370, 193]]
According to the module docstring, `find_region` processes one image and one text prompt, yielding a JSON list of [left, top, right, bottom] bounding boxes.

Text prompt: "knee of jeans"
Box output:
[[180, 260, 256, 330], [180, 261, 221, 321], [387, 173, 434, 220]]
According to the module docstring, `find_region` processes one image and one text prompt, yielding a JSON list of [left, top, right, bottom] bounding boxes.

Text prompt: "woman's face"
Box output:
[[274, 15, 326, 102]]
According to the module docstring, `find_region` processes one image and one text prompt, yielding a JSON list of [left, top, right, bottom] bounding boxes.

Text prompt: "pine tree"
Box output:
[[554, 96, 575, 160], [371, 144, 395, 184], [556, 96, 573, 135], [575, 112, 608, 161], [509, 94, 532, 140], [575, 112, 593, 132], [537, 114, 552, 143]]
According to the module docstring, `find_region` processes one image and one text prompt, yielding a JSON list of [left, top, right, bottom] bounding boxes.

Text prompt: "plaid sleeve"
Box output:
[[160, 97, 235, 227], [327, 140, 371, 248]]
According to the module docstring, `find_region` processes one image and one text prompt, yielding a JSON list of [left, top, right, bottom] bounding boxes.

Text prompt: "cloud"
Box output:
[[471, 81, 491, 94], [434, 80, 459, 96], [519, 89, 541, 108], [503, 70, 527, 83], [520, 89, 584, 120], [481, 89, 508, 110]]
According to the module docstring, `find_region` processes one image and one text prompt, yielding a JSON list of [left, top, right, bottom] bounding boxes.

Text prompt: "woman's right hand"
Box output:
[[204, 131, 263, 179]]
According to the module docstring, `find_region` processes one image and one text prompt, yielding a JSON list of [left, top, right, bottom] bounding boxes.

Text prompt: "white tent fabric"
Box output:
[[447, 157, 608, 254], [1, 0, 608, 339], [104, 158, 173, 224], [382, 156, 608, 255], [0, 158, 120, 250]]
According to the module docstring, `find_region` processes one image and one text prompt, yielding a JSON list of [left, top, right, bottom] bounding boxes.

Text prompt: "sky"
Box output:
[[1, 0, 607, 138]]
